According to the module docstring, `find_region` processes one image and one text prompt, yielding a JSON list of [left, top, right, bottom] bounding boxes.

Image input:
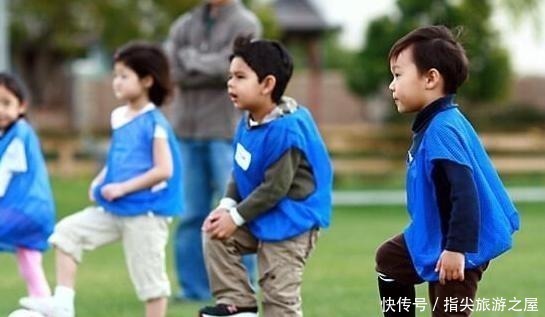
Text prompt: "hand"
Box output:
[[202, 208, 224, 232], [435, 250, 465, 285], [202, 208, 237, 240], [100, 183, 127, 201]]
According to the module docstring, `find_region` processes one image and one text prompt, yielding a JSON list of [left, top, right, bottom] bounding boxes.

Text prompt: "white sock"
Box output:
[[54, 286, 75, 307]]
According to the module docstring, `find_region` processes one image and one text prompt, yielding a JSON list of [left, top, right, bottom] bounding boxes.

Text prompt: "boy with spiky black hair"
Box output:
[[198, 36, 332, 317]]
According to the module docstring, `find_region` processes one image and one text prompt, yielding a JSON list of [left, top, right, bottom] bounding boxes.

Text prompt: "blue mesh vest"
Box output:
[[405, 106, 519, 281], [94, 110, 184, 216], [0, 120, 55, 251], [233, 106, 332, 241]]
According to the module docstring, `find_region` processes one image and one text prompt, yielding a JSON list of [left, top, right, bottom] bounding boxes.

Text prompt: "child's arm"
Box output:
[[432, 159, 480, 284], [100, 137, 173, 201], [0, 138, 27, 197], [88, 167, 107, 202]]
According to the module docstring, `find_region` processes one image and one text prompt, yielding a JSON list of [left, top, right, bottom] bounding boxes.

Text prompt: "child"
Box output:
[[20, 42, 184, 317], [198, 36, 332, 317], [0, 73, 55, 299], [375, 25, 520, 316]]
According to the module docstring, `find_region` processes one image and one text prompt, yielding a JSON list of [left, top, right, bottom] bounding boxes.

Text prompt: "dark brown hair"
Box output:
[[0, 72, 27, 104], [389, 25, 468, 94], [114, 41, 172, 106], [231, 35, 293, 104]]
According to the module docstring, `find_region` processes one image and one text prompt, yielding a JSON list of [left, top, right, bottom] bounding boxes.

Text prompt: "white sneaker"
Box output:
[[54, 304, 75, 317], [19, 296, 75, 317], [8, 308, 46, 317], [19, 297, 54, 317]]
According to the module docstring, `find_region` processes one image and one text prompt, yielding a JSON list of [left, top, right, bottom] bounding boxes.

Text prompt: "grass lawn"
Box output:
[[1, 176, 543, 316]]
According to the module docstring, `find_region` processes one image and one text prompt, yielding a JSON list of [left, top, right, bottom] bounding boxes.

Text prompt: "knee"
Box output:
[[375, 241, 390, 271], [202, 232, 226, 258], [54, 218, 71, 236]]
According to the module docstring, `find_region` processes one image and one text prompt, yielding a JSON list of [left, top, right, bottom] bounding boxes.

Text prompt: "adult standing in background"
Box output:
[[165, 0, 262, 302]]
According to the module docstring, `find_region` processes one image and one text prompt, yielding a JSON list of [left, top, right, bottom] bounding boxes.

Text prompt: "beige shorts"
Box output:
[[49, 206, 171, 301]]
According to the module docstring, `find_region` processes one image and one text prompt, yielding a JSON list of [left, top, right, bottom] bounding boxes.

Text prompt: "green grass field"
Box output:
[[1, 176, 543, 316]]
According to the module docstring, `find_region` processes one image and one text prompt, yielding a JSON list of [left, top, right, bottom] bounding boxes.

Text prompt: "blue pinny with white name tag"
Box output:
[[233, 106, 332, 241]]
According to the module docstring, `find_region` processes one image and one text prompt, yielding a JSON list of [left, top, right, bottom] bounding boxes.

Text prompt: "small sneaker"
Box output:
[[19, 296, 74, 317], [199, 303, 258, 317], [19, 297, 54, 317]]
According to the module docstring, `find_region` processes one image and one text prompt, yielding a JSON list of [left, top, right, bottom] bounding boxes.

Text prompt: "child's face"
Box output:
[[0, 85, 25, 130], [112, 62, 150, 106], [388, 47, 428, 113], [227, 57, 266, 111]]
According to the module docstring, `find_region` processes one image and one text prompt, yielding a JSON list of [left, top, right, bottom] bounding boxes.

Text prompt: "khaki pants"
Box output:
[[49, 206, 171, 301], [204, 226, 319, 317]]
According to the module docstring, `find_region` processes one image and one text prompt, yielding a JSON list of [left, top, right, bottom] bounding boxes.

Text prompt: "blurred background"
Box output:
[[0, 0, 544, 185]]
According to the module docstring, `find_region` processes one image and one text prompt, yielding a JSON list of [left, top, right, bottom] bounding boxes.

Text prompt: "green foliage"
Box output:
[[251, 2, 281, 40], [9, 0, 278, 60], [321, 32, 355, 69], [346, 16, 406, 96], [8, 0, 201, 106], [9, 0, 200, 56], [7, 0, 278, 107], [345, 0, 535, 103]]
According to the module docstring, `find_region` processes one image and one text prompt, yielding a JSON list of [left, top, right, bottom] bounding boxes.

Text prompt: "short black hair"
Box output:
[[389, 25, 469, 94], [231, 35, 293, 104], [114, 41, 172, 106], [0, 72, 28, 104]]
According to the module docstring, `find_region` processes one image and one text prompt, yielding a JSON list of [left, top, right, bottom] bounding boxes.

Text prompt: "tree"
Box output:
[[9, 0, 280, 110], [9, 0, 202, 108], [346, 0, 541, 104]]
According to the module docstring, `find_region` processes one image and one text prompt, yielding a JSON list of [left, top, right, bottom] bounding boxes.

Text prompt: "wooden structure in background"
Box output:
[[273, 0, 338, 123]]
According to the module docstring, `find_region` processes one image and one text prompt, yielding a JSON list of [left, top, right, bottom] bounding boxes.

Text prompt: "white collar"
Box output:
[[111, 103, 157, 129]]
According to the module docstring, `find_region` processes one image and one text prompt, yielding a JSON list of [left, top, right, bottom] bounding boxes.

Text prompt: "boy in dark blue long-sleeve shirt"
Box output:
[[375, 25, 520, 317]]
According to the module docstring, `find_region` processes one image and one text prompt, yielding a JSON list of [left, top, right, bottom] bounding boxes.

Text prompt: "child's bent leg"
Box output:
[[20, 206, 120, 317], [259, 229, 319, 317], [16, 248, 51, 297], [375, 234, 423, 317], [427, 263, 488, 317], [49, 206, 120, 288], [204, 225, 258, 307]]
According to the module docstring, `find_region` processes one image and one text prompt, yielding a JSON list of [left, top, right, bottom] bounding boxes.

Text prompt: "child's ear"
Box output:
[[261, 75, 276, 96], [19, 102, 28, 116], [425, 68, 442, 90], [142, 75, 154, 89]]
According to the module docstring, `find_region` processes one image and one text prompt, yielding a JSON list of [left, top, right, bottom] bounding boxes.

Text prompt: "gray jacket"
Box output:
[[165, 0, 262, 139]]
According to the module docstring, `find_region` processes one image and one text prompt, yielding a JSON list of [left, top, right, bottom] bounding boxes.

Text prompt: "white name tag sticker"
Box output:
[[235, 143, 252, 171]]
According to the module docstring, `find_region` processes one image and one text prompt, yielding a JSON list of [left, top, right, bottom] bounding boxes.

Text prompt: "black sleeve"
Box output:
[[432, 159, 480, 253]]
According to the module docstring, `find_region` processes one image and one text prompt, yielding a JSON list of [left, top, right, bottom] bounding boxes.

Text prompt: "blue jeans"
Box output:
[[174, 139, 255, 301]]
